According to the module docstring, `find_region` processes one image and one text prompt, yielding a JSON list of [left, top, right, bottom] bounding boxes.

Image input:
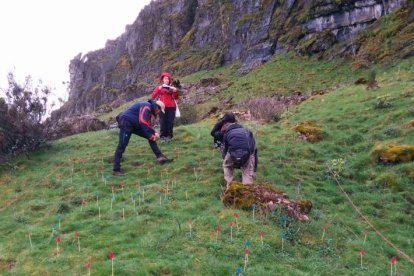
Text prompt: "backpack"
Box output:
[[230, 148, 250, 168]]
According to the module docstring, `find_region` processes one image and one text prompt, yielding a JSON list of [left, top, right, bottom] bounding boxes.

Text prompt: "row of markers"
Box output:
[[28, 183, 401, 274], [29, 228, 400, 275]]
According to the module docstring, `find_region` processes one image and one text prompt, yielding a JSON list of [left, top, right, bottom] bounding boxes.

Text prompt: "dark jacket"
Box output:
[[117, 100, 158, 141], [223, 123, 256, 155], [211, 120, 226, 147], [223, 123, 258, 169], [211, 113, 237, 147]]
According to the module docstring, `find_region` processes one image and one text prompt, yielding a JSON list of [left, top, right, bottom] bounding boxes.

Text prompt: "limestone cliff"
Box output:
[[63, 0, 410, 116]]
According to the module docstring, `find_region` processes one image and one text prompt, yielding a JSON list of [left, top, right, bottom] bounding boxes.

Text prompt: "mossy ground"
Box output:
[[1, 56, 414, 275]]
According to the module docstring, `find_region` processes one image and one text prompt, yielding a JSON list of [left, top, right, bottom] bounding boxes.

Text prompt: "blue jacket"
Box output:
[[118, 100, 157, 141]]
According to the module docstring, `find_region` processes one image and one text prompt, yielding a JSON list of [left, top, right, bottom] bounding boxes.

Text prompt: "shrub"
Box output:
[[174, 102, 198, 126], [0, 73, 50, 160], [374, 95, 392, 109], [237, 96, 287, 122], [384, 127, 401, 137], [370, 142, 414, 164]]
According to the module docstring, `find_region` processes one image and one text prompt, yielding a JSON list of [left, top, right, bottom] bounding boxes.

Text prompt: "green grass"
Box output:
[[176, 53, 369, 120], [219, 53, 365, 100], [1, 57, 414, 275]]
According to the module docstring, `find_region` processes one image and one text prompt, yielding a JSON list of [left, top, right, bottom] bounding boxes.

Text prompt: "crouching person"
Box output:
[[112, 100, 173, 176], [222, 121, 257, 186]]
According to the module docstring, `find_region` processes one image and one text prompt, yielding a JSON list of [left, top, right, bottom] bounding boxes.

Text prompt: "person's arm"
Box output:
[[139, 106, 158, 141], [211, 120, 224, 137], [151, 86, 161, 100]]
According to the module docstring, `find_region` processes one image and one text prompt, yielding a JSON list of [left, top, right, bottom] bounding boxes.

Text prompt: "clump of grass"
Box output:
[[376, 173, 400, 188], [370, 142, 414, 164]]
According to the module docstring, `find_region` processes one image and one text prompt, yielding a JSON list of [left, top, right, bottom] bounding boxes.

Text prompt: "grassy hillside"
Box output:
[[1, 56, 414, 275]]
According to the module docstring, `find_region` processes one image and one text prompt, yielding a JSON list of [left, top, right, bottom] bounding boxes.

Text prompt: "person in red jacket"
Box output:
[[151, 72, 179, 143]]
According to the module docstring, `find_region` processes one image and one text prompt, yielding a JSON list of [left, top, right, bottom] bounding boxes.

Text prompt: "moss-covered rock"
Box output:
[[221, 181, 312, 221], [405, 119, 414, 128], [370, 142, 414, 164], [293, 121, 324, 142]]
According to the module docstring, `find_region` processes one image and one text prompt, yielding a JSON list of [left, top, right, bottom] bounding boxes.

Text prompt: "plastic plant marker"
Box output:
[[55, 236, 61, 255], [109, 251, 115, 276], [359, 250, 366, 269], [252, 203, 257, 221], [363, 229, 368, 246], [260, 231, 264, 247], [188, 219, 193, 237], [75, 231, 80, 252], [28, 232, 33, 250]]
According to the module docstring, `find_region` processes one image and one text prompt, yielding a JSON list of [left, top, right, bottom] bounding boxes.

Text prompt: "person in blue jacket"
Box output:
[[112, 100, 172, 176]]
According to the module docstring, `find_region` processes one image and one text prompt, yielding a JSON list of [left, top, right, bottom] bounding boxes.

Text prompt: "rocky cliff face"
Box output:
[[63, 0, 408, 116]]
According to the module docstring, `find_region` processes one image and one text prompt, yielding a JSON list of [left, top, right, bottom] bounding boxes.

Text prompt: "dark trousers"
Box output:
[[113, 118, 162, 171], [159, 107, 176, 138]]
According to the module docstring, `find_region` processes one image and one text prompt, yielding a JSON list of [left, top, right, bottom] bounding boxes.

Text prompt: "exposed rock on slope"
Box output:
[[63, 0, 409, 117]]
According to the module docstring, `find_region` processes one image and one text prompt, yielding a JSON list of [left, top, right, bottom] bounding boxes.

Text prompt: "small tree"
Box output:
[[0, 73, 50, 159]]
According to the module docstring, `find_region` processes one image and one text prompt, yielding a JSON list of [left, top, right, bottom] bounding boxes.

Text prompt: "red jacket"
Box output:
[[151, 72, 179, 107]]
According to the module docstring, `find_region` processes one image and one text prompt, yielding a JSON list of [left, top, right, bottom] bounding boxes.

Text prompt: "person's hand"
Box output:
[[154, 132, 160, 141]]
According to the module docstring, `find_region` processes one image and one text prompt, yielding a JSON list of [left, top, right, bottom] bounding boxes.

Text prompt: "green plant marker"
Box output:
[[51, 224, 57, 237], [28, 232, 33, 250], [98, 205, 101, 220], [188, 219, 193, 238], [193, 167, 198, 181], [252, 204, 256, 221], [132, 193, 136, 212], [57, 214, 61, 230], [138, 193, 141, 207], [164, 186, 167, 200], [281, 232, 286, 252]]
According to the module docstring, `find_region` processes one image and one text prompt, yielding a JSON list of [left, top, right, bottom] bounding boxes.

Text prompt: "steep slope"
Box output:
[[1, 56, 413, 274]]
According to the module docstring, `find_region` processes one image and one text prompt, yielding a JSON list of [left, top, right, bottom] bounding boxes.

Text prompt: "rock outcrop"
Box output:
[[46, 115, 107, 140], [63, 0, 409, 117]]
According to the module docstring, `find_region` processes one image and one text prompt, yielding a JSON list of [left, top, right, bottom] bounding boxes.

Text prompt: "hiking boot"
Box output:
[[156, 154, 174, 164], [160, 136, 167, 143], [165, 136, 172, 143], [112, 170, 127, 176]]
